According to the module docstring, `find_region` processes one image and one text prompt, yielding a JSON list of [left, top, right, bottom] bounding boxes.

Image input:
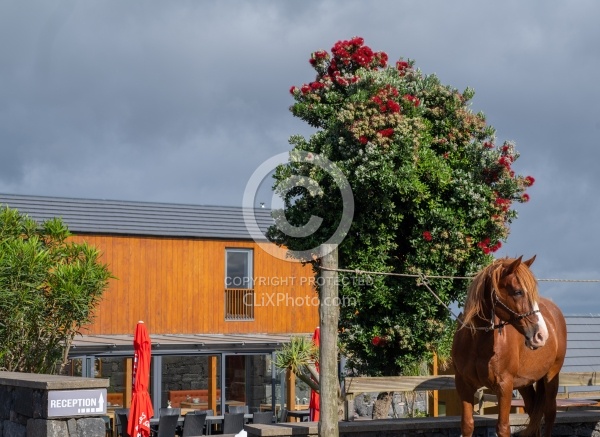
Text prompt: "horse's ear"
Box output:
[[504, 256, 523, 276], [523, 255, 536, 267]]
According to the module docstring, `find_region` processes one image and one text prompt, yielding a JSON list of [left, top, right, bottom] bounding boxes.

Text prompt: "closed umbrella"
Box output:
[[309, 327, 320, 421], [128, 321, 154, 437]]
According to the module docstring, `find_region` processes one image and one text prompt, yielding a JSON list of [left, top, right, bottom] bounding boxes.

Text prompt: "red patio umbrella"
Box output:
[[128, 321, 154, 437], [309, 327, 320, 421]]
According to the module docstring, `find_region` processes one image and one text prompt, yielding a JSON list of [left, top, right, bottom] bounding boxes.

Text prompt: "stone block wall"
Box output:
[[245, 410, 600, 437], [0, 371, 109, 437]]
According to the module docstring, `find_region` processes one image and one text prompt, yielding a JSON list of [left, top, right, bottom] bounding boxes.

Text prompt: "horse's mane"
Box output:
[[461, 257, 539, 329]]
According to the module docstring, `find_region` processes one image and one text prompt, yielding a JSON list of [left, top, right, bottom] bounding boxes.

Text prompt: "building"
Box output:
[[0, 193, 319, 415]]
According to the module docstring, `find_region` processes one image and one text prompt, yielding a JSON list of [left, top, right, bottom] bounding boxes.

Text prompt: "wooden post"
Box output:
[[430, 352, 439, 417], [125, 357, 132, 407], [286, 368, 296, 422], [319, 244, 339, 437], [208, 355, 218, 413]]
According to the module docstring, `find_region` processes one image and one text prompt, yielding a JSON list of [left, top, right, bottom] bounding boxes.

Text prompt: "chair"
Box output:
[[153, 414, 180, 437], [113, 408, 129, 437], [117, 413, 130, 437], [182, 412, 206, 436], [251, 411, 273, 424], [279, 409, 288, 423], [160, 407, 181, 416], [101, 415, 112, 437], [222, 413, 245, 434], [195, 409, 213, 416]]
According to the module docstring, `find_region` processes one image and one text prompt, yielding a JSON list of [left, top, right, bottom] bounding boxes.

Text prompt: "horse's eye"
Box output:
[[514, 290, 524, 297]]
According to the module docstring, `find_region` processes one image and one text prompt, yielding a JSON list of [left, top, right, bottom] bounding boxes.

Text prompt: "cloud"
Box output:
[[1, 0, 599, 313]]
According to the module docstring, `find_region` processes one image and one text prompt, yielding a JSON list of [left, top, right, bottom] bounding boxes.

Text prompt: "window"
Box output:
[[225, 249, 254, 320]]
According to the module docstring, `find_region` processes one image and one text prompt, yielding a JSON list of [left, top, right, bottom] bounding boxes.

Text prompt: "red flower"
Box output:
[[524, 176, 535, 186], [350, 36, 364, 46], [477, 238, 490, 249], [313, 50, 328, 60], [378, 128, 394, 138], [521, 193, 530, 202], [387, 100, 400, 113], [372, 336, 383, 346], [498, 156, 512, 170], [289, 86, 298, 94], [359, 136, 368, 145], [423, 231, 432, 242], [378, 52, 388, 67], [483, 141, 494, 149], [403, 94, 420, 107], [396, 61, 409, 76]]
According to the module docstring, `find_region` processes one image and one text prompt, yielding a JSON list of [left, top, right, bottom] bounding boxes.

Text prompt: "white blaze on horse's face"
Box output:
[[527, 302, 549, 349]]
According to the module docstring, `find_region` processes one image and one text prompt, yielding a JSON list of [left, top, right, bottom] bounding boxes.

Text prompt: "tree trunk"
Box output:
[[372, 392, 392, 419]]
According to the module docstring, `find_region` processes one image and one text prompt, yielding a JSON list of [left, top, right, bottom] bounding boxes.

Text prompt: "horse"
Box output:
[[451, 256, 567, 437]]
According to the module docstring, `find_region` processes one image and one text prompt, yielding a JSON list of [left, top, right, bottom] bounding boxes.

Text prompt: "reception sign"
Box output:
[[48, 389, 107, 417]]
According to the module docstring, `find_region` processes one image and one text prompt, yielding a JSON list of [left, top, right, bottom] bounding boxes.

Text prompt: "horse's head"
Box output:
[[492, 255, 549, 349], [462, 255, 549, 349]]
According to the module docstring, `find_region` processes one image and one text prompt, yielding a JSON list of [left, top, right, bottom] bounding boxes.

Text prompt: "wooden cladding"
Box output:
[[225, 289, 255, 321], [70, 235, 319, 335]]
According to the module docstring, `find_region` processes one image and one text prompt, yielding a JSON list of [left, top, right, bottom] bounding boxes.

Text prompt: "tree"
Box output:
[[268, 37, 533, 394], [0, 206, 112, 374], [275, 335, 345, 421]]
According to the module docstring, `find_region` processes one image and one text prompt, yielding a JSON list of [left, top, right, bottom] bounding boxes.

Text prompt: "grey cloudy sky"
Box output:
[[1, 1, 599, 314]]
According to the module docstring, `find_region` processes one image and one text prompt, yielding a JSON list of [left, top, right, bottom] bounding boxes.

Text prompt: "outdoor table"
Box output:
[[286, 410, 310, 421], [180, 401, 209, 410], [510, 398, 598, 411]]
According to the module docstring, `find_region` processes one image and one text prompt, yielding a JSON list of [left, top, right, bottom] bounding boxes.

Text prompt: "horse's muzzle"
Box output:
[[525, 310, 549, 349], [525, 329, 546, 349]]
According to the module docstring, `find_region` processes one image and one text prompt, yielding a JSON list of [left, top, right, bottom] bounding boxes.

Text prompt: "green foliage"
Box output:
[[0, 206, 112, 374], [268, 37, 533, 376], [275, 336, 319, 392]]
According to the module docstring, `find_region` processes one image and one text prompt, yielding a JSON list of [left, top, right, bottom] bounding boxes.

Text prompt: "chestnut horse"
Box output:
[[451, 256, 567, 437]]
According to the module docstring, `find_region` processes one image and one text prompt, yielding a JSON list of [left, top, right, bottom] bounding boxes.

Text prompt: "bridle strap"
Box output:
[[484, 288, 540, 332]]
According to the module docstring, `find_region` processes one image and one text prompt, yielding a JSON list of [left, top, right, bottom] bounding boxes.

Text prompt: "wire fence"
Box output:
[[319, 266, 600, 283]]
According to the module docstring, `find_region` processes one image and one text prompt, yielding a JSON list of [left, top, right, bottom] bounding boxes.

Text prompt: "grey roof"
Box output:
[[69, 332, 309, 357], [0, 193, 272, 240], [563, 315, 600, 373]]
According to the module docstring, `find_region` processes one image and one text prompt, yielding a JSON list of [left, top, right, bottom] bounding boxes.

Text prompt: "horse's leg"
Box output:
[[542, 376, 560, 437], [518, 386, 541, 437], [495, 384, 515, 437], [455, 374, 476, 437], [517, 385, 536, 415]]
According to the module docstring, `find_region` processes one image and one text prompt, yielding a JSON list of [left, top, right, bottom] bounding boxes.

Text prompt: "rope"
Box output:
[[319, 266, 600, 283]]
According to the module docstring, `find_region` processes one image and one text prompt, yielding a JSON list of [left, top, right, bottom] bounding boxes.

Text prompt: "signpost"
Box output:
[[47, 389, 107, 417]]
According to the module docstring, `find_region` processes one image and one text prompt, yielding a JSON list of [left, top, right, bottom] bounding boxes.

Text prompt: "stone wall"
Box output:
[[245, 410, 600, 437], [0, 371, 109, 437]]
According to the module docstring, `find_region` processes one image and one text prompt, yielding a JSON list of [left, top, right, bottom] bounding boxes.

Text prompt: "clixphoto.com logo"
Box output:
[[242, 150, 354, 261], [243, 292, 357, 308]]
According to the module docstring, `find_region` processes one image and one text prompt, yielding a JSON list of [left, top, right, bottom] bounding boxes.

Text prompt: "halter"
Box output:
[[485, 287, 541, 332]]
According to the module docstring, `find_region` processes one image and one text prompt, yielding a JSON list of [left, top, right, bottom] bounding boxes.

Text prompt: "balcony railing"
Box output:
[[225, 289, 254, 321]]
